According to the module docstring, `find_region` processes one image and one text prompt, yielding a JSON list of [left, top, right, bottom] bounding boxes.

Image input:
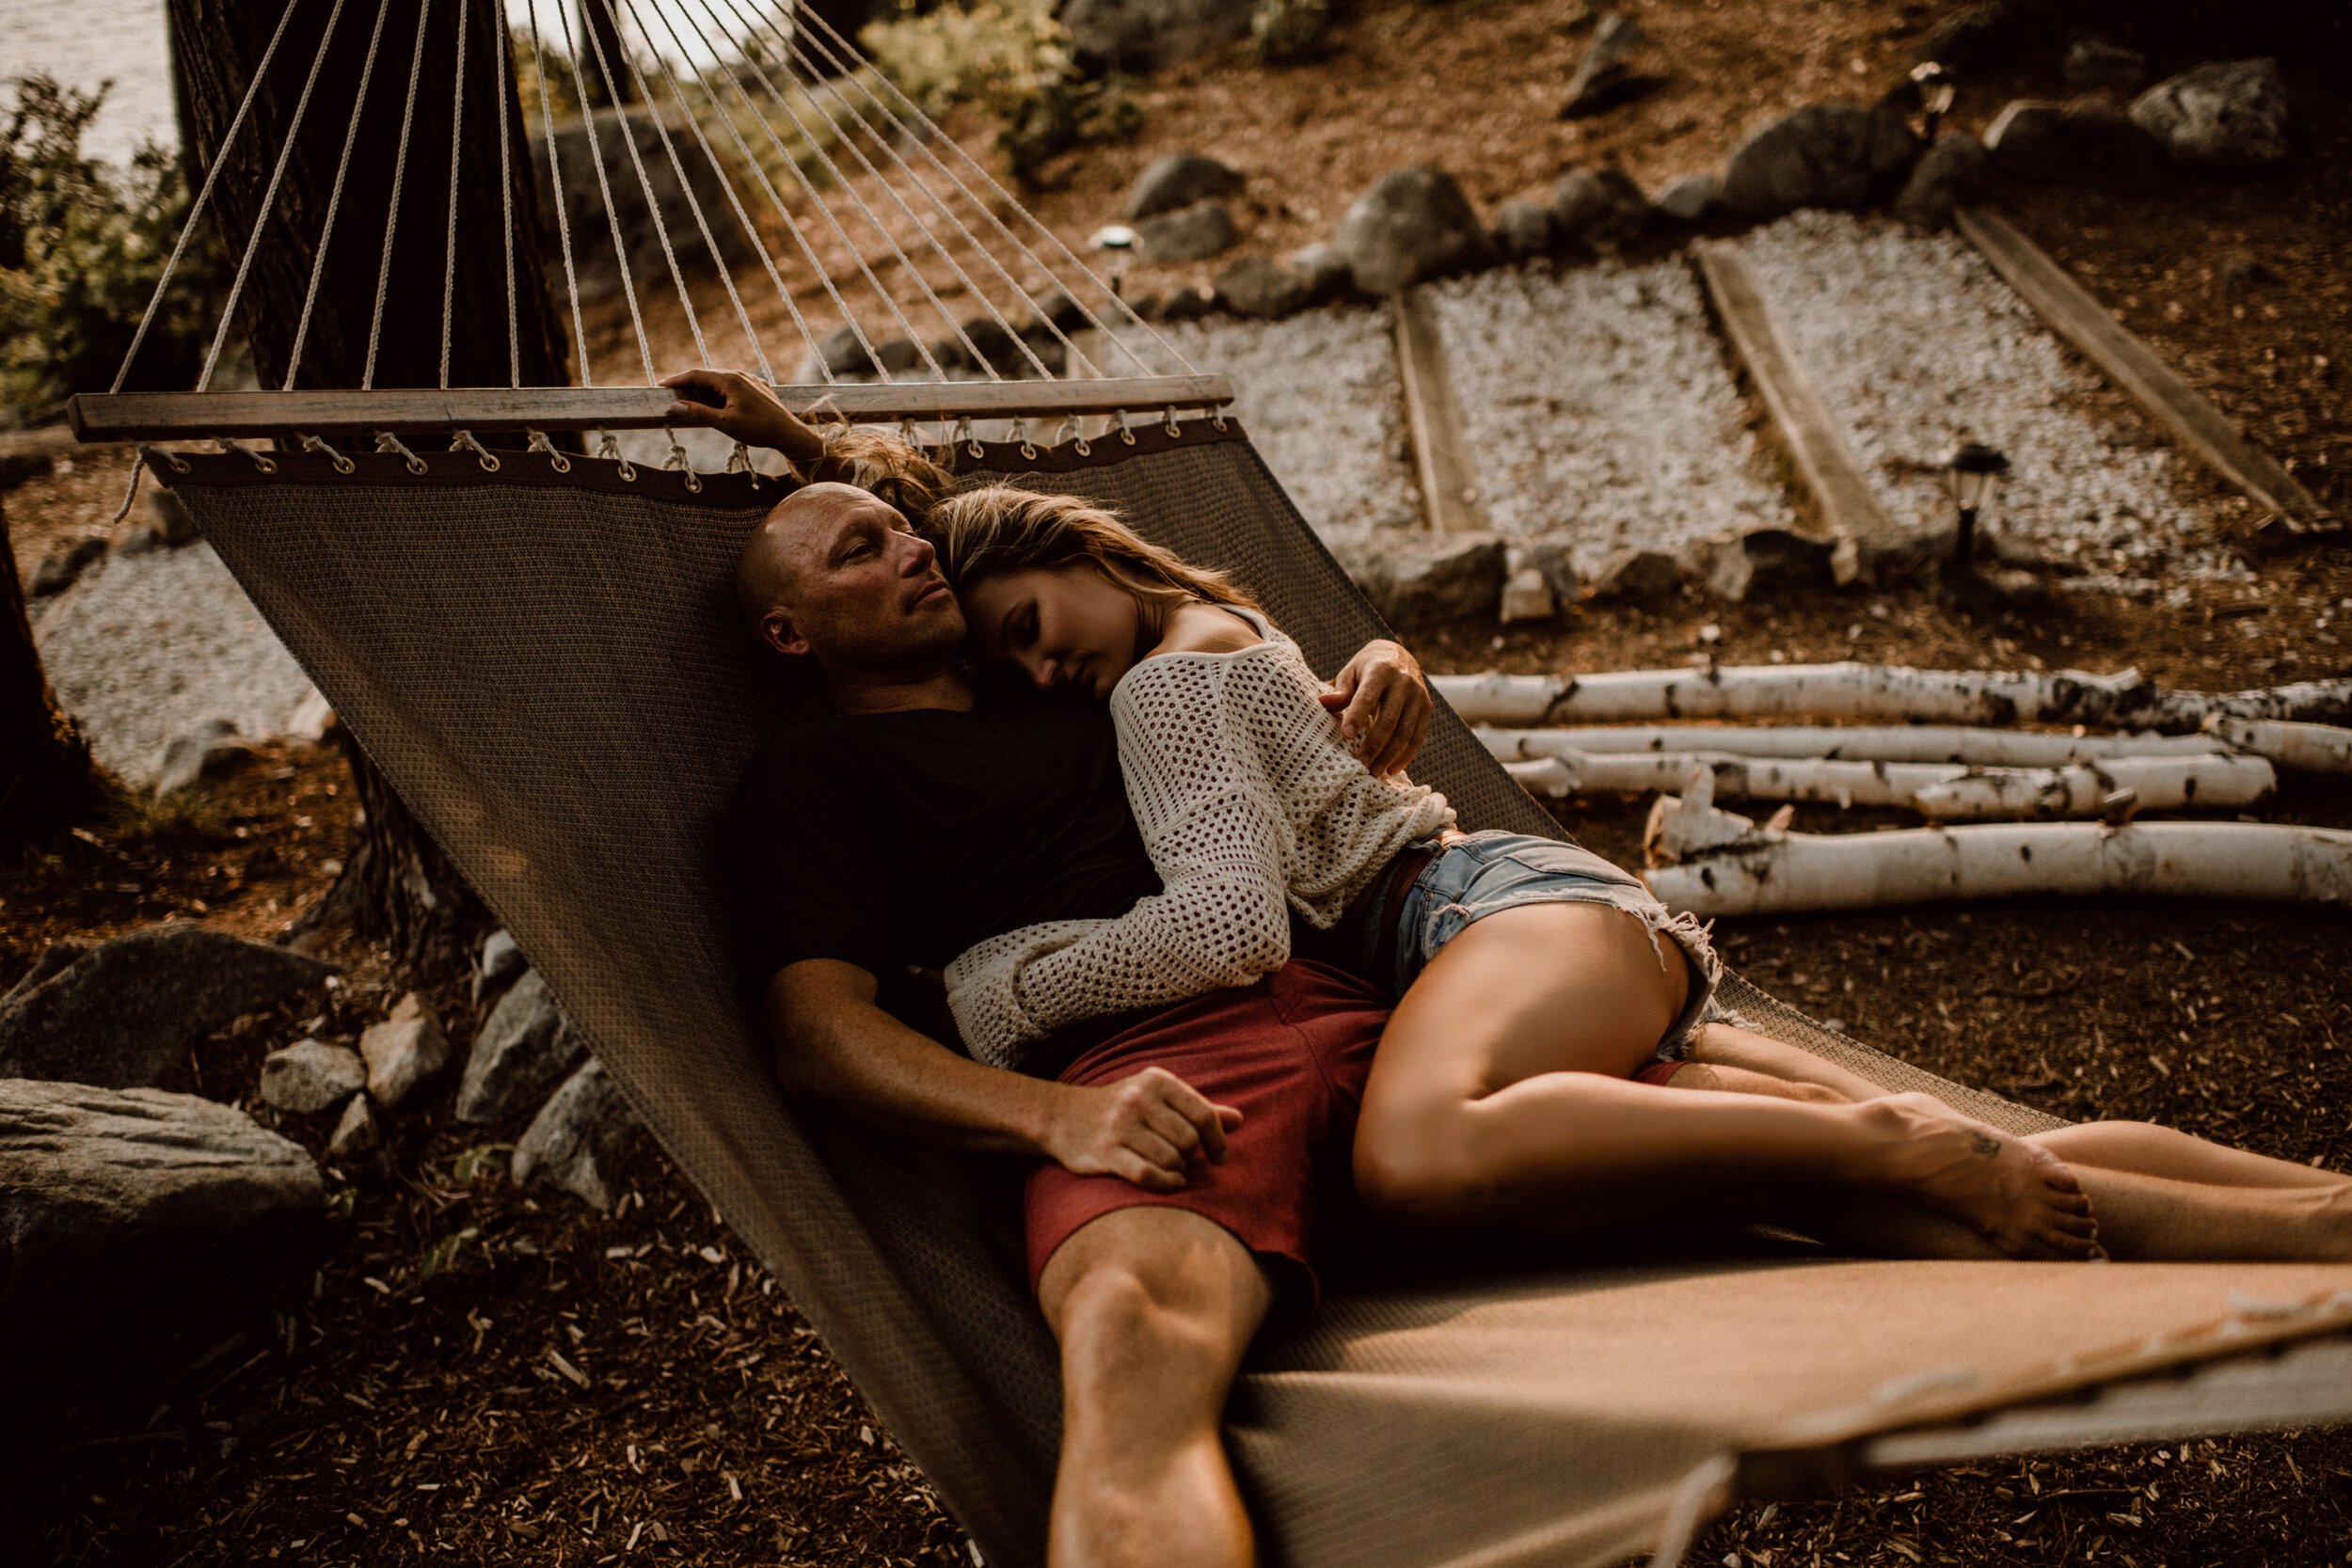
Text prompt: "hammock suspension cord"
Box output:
[[284, 0, 396, 388], [548, 0, 661, 384], [364, 0, 439, 389], [524, 0, 598, 387]]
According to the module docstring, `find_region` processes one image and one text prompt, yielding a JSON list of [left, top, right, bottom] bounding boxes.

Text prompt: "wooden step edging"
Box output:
[[1692, 243, 1890, 555], [1394, 287, 1491, 534], [1956, 206, 2337, 539]]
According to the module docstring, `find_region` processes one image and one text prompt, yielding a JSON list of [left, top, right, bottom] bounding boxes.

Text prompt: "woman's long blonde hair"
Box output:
[[928, 486, 1259, 624]]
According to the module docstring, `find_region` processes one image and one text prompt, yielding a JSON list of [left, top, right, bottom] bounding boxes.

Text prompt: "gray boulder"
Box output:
[[1492, 198, 1559, 259], [0, 924, 335, 1090], [1516, 537, 1583, 607], [1213, 256, 1307, 319], [1127, 151, 1247, 220], [817, 323, 883, 377], [359, 994, 451, 1111], [1497, 568, 1555, 624], [1893, 132, 1991, 230], [1159, 285, 1216, 322], [473, 927, 525, 1006], [0, 1080, 323, 1343], [513, 1059, 637, 1211], [1707, 529, 1836, 604], [260, 1039, 367, 1115], [30, 536, 106, 598], [153, 717, 251, 796], [1333, 167, 1487, 296], [2130, 59, 2288, 170], [1552, 167, 1651, 253], [1984, 100, 2167, 193], [1288, 241, 1353, 304], [329, 1092, 381, 1159], [1719, 103, 1918, 218], [456, 969, 586, 1125], [1330, 531, 1509, 629], [1559, 11, 1651, 118], [1652, 171, 1718, 223], [1586, 546, 1684, 601], [5, 942, 87, 1006], [2063, 38, 2147, 92], [1061, 0, 1254, 72], [1136, 198, 1239, 264]]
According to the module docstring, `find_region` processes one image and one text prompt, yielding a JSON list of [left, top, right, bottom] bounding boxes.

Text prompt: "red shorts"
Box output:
[[1024, 960, 1391, 1319]]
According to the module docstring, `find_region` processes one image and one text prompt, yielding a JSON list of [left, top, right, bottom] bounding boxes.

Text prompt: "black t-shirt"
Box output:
[[726, 690, 1164, 996]]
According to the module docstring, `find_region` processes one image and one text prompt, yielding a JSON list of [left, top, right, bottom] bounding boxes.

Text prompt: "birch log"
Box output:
[[1436, 663, 2352, 733], [1479, 724, 2228, 768], [2205, 716, 2352, 775], [1640, 800, 2352, 917], [1505, 751, 2274, 818]]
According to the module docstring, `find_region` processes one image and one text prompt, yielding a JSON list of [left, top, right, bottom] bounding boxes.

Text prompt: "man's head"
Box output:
[[738, 483, 966, 689]]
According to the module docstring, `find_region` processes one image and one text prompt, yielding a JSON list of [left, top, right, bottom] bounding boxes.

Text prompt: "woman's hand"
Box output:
[[659, 368, 827, 464], [1323, 639, 1432, 776], [1042, 1067, 1244, 1192]]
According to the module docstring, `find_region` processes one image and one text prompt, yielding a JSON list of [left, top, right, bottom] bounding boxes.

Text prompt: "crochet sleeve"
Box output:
[[944, 656, 1295, 1058]]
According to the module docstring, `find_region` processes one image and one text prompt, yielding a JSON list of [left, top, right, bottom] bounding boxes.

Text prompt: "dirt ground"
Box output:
[[8, 0, 2352, 1563]]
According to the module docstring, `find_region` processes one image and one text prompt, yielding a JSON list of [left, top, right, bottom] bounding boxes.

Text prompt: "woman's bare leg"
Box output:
[[2033, 1120, 2348, 1192], [1682, 1022, 1890, 1102], [1353, 903, 2098, 1259]]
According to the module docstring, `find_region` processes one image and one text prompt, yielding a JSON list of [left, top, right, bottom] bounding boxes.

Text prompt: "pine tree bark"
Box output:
[[0, 500, 103, 842], [170, 0, 569, 975]]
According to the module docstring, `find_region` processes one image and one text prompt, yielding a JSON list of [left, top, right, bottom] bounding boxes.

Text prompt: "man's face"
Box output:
[[747, 484, 966, 678]]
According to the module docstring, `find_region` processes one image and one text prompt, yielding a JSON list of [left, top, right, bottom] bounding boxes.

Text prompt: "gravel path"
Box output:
[[1102, 306, 1421, 537], [34, 543, 326, 786], [1735, 210, 2237, 590], [1427, 260, 1796, 576]]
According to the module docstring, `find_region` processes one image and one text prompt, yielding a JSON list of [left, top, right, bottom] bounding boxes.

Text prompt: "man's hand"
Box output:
[[660, 368, 827, 464], [1042, 1067, 1244, 1192], [1322, 639, 1431, 777]]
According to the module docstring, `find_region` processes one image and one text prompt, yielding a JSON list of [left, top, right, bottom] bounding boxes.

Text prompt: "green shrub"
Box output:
[[0, 75, 220, 424], [860, 0, 1140, 186], [1248, 0, 1332, 66]]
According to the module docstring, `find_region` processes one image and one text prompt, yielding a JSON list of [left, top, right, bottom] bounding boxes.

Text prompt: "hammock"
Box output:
[[76, 4, 2352, 1563]]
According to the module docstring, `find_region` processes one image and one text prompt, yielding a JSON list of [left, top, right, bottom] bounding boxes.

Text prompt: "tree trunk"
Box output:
[[576, 0, 637, 109], [0, 500, 103, 842], [171, 0, 569, 976]]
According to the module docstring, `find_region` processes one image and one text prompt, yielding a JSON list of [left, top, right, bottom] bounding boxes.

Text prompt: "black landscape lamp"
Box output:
[[1911, 61, 1957, 140], [1089, 225, 1136, 298], [1943, 439, 2010, 577]]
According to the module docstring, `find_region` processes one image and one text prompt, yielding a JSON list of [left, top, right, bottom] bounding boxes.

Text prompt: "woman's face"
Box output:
[[961, 562, 1143, 701]]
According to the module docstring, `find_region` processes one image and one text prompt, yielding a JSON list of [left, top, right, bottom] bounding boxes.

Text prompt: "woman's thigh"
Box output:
[[1360, 901, 1688, 1121]]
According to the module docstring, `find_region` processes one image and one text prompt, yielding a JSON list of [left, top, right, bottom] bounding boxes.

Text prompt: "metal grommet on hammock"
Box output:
[[1162, 405, 1183, 438], [1055, 415, 1090, 458], [1211, 405, 1230, 432], [217, 436, 277, 474], [142, 442, 192, 475], [1114, 409, 1136, 446], [449, 429, 502, 473], [1009, 417, 1038, 462], [526, 429, 573, 474], [596, 430, 637, 483], [953, 416, 982, 460], [297, 433, 357, 474], [375, 432, 427, 475]]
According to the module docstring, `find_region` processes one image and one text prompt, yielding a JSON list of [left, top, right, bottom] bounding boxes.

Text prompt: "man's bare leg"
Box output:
[[1037, 1206, 1270, 1568]]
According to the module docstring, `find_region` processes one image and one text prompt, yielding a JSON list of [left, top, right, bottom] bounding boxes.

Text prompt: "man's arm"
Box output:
[[660, 368, 829, 467], [770, 958, 1243, 1192]]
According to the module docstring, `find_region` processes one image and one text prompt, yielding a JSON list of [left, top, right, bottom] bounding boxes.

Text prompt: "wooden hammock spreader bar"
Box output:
[[67, 376, 1235, 442]]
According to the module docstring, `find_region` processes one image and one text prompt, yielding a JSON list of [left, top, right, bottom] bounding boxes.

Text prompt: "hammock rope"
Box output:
[[201, 0, 351, 393], [284, 0, 395, 388], [363, 0, 439, 389], [548, 0, 661, 385], [523, 0, 603, 387], [492, 3, 520, 387], [438, 0, 469, 389]]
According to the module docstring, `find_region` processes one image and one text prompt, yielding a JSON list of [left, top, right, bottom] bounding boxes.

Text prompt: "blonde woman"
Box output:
[[928, 483, 2352, 1268]]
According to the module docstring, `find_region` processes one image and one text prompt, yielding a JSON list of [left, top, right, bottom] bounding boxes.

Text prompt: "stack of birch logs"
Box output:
[[1438, 662, 2352, 919]]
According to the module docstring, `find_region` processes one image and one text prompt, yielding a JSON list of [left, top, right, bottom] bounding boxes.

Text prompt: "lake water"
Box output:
[[0, 0, 748, 172]]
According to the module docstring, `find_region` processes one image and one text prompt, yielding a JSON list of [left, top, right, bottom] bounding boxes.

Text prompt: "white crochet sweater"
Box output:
[[945, 612, 1454, 1069]]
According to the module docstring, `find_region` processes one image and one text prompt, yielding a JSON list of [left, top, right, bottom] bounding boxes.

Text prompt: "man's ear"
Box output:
[[761, 607, 812, 658]]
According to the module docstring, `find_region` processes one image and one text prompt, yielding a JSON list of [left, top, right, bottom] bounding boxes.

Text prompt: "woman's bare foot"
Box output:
[[1857, 1094, 2101, 1259]]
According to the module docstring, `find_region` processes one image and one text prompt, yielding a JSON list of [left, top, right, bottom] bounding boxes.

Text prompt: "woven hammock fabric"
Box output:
[[161, 425, 2352, 1568]]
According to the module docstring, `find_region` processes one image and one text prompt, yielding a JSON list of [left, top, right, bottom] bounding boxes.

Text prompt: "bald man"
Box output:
[[666, 369, 1429, 1568]]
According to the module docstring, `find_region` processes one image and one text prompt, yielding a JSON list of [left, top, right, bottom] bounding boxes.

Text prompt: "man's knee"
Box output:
[[1040, 1208, 1270, 1371]]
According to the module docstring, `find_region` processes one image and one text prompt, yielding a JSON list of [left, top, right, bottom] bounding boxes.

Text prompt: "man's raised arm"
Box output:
[[768, 958, 1242, 1193]]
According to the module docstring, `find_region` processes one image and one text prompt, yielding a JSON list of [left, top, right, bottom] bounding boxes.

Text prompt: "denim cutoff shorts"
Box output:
[[1387, 830, 1724, 1063]]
